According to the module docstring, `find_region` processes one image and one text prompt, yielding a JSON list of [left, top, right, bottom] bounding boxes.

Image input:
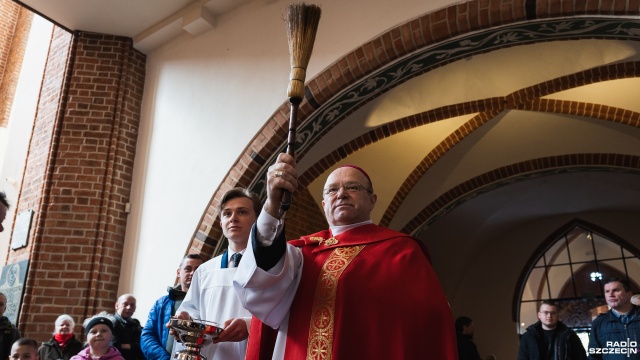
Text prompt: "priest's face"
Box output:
[[322, 167, 377, 226]]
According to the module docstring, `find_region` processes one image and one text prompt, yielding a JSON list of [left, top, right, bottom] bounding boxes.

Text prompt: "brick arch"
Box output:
[[188, 1, 640, 256], [377, 61, 640, 226], [403, 154, 640, 235]]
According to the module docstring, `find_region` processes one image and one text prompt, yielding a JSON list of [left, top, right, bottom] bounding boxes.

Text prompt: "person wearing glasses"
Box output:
[[233, 153, 457, 360], [518, 301, 586, 360]]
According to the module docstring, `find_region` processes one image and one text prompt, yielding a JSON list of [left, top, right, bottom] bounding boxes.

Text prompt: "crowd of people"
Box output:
[[454, 277, 640, 359], [0, 154, 639, 360]]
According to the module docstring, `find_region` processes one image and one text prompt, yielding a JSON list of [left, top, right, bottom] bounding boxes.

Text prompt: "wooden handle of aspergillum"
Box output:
[[280, 2, 321, 213], [280, 97, 301, 212]]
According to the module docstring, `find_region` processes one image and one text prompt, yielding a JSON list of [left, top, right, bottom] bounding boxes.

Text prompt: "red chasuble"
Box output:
[[246, 224, 458, 360]]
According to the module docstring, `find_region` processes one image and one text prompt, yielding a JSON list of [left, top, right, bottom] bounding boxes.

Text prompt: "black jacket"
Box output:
[[38, 335, 84, 360], [457, 334, 482, 360], [112, 314, 144, 360], [0, 317, 20, 360], [518, 321, 587, 360]]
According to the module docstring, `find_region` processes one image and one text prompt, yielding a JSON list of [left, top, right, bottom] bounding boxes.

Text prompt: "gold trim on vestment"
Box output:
[[323, 237, 338, 245], [309, 236, 339, 246], [306, 245, 365, 360]]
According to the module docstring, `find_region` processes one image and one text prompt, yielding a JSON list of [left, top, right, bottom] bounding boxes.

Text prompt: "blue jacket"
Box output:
[[141, 285, 186, 360], [588, 306, 640, 359]]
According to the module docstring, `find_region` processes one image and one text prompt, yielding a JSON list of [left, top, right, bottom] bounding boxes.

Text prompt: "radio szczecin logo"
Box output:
[[589, 340, 638, 356]]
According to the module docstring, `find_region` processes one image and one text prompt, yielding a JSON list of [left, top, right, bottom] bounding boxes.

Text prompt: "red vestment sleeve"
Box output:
[[245, 316, 277, 360]]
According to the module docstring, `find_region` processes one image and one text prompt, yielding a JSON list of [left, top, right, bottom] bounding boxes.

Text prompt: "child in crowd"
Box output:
[[10, 338, 39, 360], [70, 313, 125, 360]]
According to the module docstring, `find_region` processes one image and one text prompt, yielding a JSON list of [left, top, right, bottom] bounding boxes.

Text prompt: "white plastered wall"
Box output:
[[122, 0, 454, 323], [0, 16, 54, 263]]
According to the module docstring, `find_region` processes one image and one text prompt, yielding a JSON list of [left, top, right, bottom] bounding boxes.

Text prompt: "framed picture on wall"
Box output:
[[0, 259, 29, 324]]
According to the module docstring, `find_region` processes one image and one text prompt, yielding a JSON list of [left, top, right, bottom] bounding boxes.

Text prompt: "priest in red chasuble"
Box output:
[[233, 153, 458, 360]]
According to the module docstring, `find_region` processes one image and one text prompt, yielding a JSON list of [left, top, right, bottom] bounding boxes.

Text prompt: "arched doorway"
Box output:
[[516, 220, 640, 348]]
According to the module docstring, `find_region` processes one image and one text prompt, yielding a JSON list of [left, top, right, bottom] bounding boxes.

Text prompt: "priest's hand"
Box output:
[[265, 153, 298, 219], [214, 317, 249, 343]]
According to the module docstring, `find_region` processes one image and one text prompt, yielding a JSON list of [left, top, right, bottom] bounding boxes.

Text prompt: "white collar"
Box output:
[[329, 220, 373, 236]]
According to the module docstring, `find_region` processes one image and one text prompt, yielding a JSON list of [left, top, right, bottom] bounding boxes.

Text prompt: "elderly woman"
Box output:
[[39, 314, 83, 360], [70, 312, 124, 360]]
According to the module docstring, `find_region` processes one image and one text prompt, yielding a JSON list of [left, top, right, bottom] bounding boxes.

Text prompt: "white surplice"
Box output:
[[233, 234, 304, 359], [177, 254, 251, 360]]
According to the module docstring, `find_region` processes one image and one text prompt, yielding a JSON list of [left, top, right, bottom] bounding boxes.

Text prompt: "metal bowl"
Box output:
[[170, 317, 223, 342]]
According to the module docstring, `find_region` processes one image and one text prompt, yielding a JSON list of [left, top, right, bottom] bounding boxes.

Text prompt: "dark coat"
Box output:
[[518, 321, 587, 360], [0, 316, 21, 360], [38, 335, 84, 360], [457, 334, 482, 360], [588, 307, 640, 359], [112, 314, 144, 360]]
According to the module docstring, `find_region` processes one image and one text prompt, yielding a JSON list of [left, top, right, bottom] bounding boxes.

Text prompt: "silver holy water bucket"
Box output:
[[170, 317, 223, 360]]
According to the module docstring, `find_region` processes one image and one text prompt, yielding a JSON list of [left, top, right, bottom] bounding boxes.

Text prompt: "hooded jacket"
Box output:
[[141, 285, 187, 360], [70, 346, 125, 360]]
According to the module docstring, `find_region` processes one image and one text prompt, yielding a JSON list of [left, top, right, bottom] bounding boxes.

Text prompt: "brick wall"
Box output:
[[0, 1, 32, 128], [0, 0, 19, 86], [284, 187, 328, 240], [10, 29, 146, 340]]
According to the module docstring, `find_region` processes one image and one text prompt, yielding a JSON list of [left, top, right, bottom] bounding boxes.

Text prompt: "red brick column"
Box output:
[[0, 0, 32, 127], [9, 29, 146, 340]]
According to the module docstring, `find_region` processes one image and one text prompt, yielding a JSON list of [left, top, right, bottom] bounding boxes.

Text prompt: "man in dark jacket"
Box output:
[[141, 254, 204, 360], [518, 301, 586, 360], [588, 278, 640, 359], [0, 292, 20, 360], [456, 316, 482, 360], [112, 294, 144, 360]]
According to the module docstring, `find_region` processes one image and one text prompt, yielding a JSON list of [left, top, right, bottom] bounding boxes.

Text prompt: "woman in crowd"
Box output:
[[70, 312, 124, 360], [39, 314, 84, 360]]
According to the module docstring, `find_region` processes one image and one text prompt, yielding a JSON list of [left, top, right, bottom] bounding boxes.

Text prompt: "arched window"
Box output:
[[516, 220, 640, 342]]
